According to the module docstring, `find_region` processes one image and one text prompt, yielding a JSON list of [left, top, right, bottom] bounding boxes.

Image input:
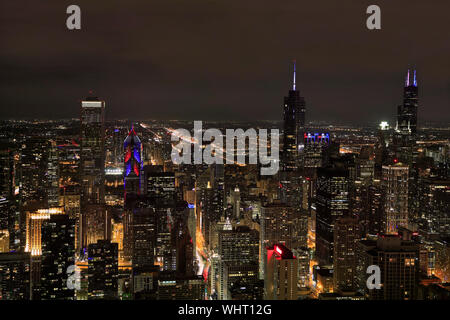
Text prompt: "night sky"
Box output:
[[1, 0, 449, 124]]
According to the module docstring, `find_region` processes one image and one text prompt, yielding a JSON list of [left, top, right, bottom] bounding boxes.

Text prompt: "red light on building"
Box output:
[[275, 246, 282, 255]]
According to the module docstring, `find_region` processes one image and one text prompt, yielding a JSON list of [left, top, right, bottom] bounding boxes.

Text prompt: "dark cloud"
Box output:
[[0, 0, 449, 123]]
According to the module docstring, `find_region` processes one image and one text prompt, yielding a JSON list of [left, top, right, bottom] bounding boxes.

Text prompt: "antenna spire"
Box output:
[[413, 69, 417, 87], [405, 69, 410, 87], [293, 60, 296, 91]]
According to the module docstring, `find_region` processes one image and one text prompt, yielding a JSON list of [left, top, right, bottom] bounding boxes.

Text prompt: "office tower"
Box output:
[[0, 252, 31, 300], [281, 61, 306, 172], [395, 69, 419, 148], [85, 204, 111, 248], [19, 137, 50, 208], [176, 222, 195, 276], [365, 181, 384, 236], [88, 239, 119, 300], [264, 244, 298, 300], [40, 215, 76, 300], [0, 197, 9, 239], [420, 178, 450, 237], [0, 143, 13, 199], [355, 146, 375, 186], [131, 205, 156, 269], [382, 163, 409, 234], [157, 272, 205, 300], [25, 207, 65, 256], [124, 126, 143, 198], [434, 239, 450, 283], [123, 196, 159, 298], [57, 140, 81, 239], [302, 131, 331, 170], [0, 144, 15, 248], [144, 166, 176, 207], [230, 186, 241, 219], [80, 96, 106, 250], [333, 216, 360, 292], [375, 122, 391, 176], [261, 201, 296, 249], [105, 166, 125, 206], [47, 140, 59, 207], [217, 226, 259, 300], [112, 127, 125, 166], [315, 162, 350, 266], [358, 231, 419, 300]]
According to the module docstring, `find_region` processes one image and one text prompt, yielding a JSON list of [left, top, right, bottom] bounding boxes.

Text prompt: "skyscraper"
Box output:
[[217, 225, 259, 300], [315, 162, 350, 266], [0, 252, 31, 300], [264, 244, 298, 300], [333, 215, 360, 292], [88, 239, 119, 300], [80, 96, 106, 250], [382, 163, 409, 234], [359, 231, 419, 300], [124, 126, 143, 199], [394, 69, 419, 166], [281, 61, 306, 172], [40, 214, 76, 300], [396, 69, 419, 137]]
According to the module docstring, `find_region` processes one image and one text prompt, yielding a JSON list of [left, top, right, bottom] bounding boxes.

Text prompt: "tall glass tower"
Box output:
[[281, 61, 306, 172]]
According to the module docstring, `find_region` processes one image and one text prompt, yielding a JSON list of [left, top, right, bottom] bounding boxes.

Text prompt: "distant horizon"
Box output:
[[1, 1, 449, 123]]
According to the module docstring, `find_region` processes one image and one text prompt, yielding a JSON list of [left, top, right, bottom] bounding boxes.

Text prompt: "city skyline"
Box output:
[[0, 0, 449, 307]]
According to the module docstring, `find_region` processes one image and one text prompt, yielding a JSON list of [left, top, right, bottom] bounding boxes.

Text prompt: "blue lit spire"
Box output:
[[413, 69, 417, 87]]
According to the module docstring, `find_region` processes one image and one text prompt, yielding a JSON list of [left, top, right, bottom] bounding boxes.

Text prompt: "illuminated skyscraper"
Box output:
[[394, 69, 419, 165], [360, 231, 419, 300], [333, 215, 360, 292], [281, 61, 306, 172], [124, 126, 143, 199], [40, 214, 76, 300], [217, 226, 259, 300], [88, 239, 119, 300], [396, 69, 419, 137], [80, 96, 106, 250], [315, 162, 350, 266], [0, 252, 31, 300], [382, 163, 409, 234], [264, 244, 298, 300]]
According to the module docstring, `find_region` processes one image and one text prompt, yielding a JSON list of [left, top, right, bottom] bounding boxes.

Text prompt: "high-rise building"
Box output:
[[80, 96, 106, 250], [333, 215, 360, 292], [264, 244, 298, 300], [144, 166, 176, 207], [25, 207, 65, 256], [217, 225, 259, 300], [395, 69, 419, 145], [124, 126, 143, 199], [281, 62, 306, 172], [315, 162, 350, 266], [157, 272, 205, 300], [261, 201, 295, 250], [382, 163, 409, 234], [88, 239, 119, 300], [0, 252, 31, 300], [40, 215, 76, 300], [358, 231, 419, 300]]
